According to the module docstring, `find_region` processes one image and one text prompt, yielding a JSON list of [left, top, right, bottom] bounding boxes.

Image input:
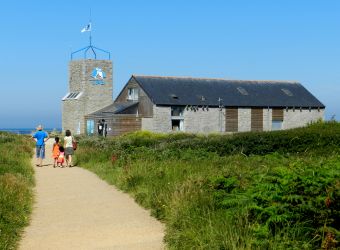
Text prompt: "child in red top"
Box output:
[[57, 146, 65, 168], [52, 137, 60, 168]]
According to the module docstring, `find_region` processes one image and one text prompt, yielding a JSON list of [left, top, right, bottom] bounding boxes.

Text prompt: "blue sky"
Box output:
[[0, 1, 339, 128]]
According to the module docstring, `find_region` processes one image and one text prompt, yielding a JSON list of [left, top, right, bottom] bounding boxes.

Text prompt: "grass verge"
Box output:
[[0, 132, 34, 250]]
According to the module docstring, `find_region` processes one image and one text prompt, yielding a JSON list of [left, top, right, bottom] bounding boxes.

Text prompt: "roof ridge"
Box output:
[[132, 75, 299, 84]]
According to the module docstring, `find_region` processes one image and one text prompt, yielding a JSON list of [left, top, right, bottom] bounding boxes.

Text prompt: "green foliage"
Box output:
[[75, 121, 340, 249], [0, 133, 34, 250]]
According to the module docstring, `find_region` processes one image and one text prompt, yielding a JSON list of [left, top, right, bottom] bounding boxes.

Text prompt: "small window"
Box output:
[[63, 92, 82, 100], [237, 87, 249, 96], [171, 106, 184, 117], [272, 120, 283, 130], [281, 88, 293, 96], [128, 88, 139, 101], [170, 94, 178, 99]]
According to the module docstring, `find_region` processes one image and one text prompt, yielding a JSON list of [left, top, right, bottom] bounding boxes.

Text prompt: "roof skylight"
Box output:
[[281, 88, 293, 97], [237, 87, 249, 96], [62, 92, 83, 100]]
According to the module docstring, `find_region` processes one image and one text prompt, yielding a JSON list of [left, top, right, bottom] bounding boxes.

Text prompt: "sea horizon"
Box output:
[[0, 128, 61, 135]]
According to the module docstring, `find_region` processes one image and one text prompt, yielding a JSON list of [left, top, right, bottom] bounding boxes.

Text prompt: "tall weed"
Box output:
[[0, 133, 34, 250]]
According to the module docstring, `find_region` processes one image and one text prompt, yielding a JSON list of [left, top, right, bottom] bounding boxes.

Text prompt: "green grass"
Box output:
[[75, 121, 340, 249], [0, 133, 34, 250]]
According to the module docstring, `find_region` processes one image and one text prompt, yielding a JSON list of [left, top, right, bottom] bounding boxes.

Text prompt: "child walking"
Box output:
[[52, 137, 60, 168], [57, 146, 65, 167]]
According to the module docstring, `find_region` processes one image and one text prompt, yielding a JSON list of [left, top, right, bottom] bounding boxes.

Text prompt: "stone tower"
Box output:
[[62, 59, 113, 134]]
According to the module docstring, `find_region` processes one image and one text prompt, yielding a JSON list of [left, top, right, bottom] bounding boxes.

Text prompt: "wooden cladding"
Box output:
[[225, 108, 238, 132], [251, 108, 263, 131], [272, 108, 284, 121], [109, 116, 141, 136], [86, 115, 142, 136]]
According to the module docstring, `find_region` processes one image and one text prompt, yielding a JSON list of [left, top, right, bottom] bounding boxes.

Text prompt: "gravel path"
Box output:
[[19, 140, 164, 250]]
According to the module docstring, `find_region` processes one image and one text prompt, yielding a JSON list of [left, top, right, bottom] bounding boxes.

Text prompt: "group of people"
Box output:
[[32, 125, 76, 168]]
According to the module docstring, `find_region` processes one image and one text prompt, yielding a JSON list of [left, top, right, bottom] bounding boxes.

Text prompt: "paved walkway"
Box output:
[[20, 140, 164, 250]]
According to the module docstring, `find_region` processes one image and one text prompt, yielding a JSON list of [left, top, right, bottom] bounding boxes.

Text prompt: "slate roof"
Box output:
[[132, 75, 325, 108], [86, 101, 138, 117]]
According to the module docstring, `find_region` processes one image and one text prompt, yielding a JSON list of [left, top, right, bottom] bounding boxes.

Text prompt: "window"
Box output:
[[171, 106, 184, 117], [86, 120, 95, 135], [272, 108, 284, 130], [62, 92, 82, 100], [272, 120, 283, 130], [171, 106, 184, 131], [128, 88, 139, 101]]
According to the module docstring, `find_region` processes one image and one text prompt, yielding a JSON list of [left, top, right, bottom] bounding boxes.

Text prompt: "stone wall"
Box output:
[[184, 108, 224, 133], [238, 108, 251, 132], [141, 106, 325, 134], [283, 108, 324, 129], [145, 106, 224, 133], [151, 106, 172, 133], [62, 99, 85, 134], [263, 108, 272, 131], [62, 59, 113, 134]]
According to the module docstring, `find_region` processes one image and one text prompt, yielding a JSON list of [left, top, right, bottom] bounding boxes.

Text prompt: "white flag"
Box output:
[[81, 23, 91, 33]]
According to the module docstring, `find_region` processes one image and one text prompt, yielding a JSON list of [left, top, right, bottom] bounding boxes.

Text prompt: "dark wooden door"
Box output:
[[225, 108, 238, 132]]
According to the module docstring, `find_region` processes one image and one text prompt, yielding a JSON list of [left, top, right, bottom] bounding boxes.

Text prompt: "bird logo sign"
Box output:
[[91, 67, 107, 85]]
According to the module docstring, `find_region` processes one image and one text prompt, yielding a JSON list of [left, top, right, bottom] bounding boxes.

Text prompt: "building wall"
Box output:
[[141, 106, 325, 134], [115, 77, 153, 117], [283, 108, 324, 129], [62, 59, 113, 134], [141, 117, 153, 131], [263, 108, 272, 131], [62, 99, 85, 135], [115, 77, 139, 102], [238, 108, 251, 132], [143, 106, 224, 133], [184, 108, 224, 133], [151, 106, 172, 133]]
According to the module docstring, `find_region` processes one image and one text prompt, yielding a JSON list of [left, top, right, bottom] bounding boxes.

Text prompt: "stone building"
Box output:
[[84, 75, 325, 136], [62, 59, 113, 134]]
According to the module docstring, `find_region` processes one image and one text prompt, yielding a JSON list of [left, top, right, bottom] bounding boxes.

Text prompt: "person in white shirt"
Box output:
[[64, 129, 74, 167]]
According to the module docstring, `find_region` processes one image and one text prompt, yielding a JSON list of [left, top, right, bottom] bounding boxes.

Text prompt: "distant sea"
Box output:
[[0, 128, 61, 135]]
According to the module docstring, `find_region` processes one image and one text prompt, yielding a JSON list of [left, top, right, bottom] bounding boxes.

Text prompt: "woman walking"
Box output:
[[64, 129, 75, 167]]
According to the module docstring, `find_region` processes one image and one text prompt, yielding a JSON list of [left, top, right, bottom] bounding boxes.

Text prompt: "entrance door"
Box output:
[[86, 120, 95, 135]]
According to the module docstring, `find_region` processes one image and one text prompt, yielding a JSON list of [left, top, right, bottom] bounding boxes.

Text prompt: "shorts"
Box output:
[[36, 145, 45, 159], [65, 147, 74, 156]]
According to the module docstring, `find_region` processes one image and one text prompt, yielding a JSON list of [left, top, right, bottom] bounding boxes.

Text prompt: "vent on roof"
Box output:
[[281, 88, 293, 96], [62, 92, 82, 100], [170, 94, 178, 99], [200, 95, 206, 101], [237, 87, 249, 96]]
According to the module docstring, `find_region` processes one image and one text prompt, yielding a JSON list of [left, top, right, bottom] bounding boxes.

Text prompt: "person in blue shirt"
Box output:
[[32, 125, 49, 167]]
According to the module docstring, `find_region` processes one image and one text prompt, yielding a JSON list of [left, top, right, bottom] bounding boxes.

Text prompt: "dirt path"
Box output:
[[19, 139, 165, 250]]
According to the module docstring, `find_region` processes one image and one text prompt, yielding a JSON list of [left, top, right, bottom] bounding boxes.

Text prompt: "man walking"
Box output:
[[32, 125, 49, 167]]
